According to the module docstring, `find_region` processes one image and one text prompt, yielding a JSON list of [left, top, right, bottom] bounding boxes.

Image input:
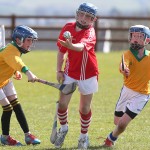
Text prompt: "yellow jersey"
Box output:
[[122, 48, 150, 94], [0, 42, 28, 88]]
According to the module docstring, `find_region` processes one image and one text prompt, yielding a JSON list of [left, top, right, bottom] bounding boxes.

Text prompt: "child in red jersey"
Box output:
[[53, 2, 99, 149]]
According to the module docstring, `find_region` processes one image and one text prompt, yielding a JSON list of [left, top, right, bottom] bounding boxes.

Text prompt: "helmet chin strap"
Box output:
[[17, 38, 36, 54], [19, 48, 30, 54], [76, 21, 90, 29], [130, 43, 144, 50], [14, 40, 30, 54], [16, 38, 23, 47]]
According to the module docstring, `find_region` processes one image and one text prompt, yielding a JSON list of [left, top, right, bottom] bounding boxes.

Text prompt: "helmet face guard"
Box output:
[[12, 25, 38, 53], [19, 37, 37, 53], [76, 3, 97, 29], [129, 25, 150, 50]]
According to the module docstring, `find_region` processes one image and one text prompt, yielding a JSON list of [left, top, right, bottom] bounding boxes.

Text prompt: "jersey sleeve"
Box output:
[[4, 55, 26, 72], [80, 28, 96, 51], [57, 25, 68, 53]]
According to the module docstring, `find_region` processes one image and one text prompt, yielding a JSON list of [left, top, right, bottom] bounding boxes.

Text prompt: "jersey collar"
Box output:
[[130, 47, 149, 61]]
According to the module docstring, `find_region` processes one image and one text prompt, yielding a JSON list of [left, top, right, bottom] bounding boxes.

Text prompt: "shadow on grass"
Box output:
[[33, 145, 115, 150], [32, 136, 114, 150], [31, 136, 115, 150]]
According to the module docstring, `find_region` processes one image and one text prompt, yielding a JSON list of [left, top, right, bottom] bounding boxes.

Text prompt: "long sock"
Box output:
[[108, 132, 117, 142], [80, 110, 92, 135], [57, 108, 68, 131], [11, 99, 29, 133], [1, 104, 13, 135]]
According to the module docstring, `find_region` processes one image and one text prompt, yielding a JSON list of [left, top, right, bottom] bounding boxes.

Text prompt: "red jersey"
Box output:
[[57, 22, 99, 80]]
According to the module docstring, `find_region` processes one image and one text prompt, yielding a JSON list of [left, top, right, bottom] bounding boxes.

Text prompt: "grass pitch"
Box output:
[[0, 50, 150, 150]]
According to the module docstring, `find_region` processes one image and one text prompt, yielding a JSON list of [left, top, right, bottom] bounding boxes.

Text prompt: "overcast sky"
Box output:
[[0, 0, 149, 16]]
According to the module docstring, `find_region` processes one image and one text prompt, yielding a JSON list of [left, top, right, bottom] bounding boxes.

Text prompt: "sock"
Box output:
[[60, 124, 68, 132], [25, 132, 31, 136], [79, 133, 88, 139], [80, 110, 92, 134], [11, 99, 29, 133], [57, 108, 68, 131], [1, 135, 9, 138], [108, 132, 117, 142], [1, 104, 13, 135]]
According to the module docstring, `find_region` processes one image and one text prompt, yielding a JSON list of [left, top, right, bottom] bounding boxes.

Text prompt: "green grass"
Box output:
[[1, 50, 150, 150]]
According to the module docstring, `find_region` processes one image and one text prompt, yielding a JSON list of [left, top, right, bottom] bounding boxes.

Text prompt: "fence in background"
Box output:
[[0, 15, 150, 51], [0, 25, 5, 48]]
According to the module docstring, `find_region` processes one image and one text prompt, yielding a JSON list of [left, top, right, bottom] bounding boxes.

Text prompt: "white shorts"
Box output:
[[115, 85, 150, 114], [0, 80, 17, 100], [63, 74, 98, 95]]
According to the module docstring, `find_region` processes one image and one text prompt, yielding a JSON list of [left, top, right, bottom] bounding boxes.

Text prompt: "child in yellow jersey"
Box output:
[[103, 25, 150, 147], [0, 25, 41, 146]]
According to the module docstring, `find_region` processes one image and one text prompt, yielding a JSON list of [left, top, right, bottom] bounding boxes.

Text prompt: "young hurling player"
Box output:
[[0, 25, 41, 146], [54, 3, 98, 149], [52, 2, 99, 149], [103, 25, 150, 147]]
